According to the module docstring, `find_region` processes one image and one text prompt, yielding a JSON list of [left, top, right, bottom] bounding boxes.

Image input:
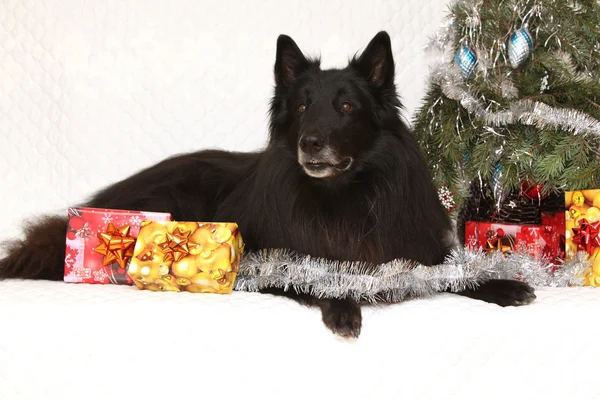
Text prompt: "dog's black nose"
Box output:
[[299, 135, 323, 155]]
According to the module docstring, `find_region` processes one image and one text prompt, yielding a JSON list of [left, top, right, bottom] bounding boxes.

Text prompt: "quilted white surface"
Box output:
[[0, 280, 599, 400], [3, 1, 599, 399]]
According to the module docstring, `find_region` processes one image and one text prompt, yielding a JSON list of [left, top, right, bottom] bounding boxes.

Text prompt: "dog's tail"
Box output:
[[0, 215, 67, 280]]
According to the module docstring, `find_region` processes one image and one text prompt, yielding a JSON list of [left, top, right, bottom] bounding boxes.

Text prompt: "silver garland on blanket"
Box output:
[[234, 248, 590, 303]]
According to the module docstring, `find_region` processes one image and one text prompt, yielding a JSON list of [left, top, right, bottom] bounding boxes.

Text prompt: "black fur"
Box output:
[[0, 32, 535, 337]]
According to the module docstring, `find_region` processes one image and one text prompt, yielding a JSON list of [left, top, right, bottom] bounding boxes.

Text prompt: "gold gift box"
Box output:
[[565, 190, 600, 287], [128, 221, 244, 294]]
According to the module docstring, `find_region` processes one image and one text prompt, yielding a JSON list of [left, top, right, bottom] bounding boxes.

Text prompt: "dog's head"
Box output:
[[268, 31, 400, 180]]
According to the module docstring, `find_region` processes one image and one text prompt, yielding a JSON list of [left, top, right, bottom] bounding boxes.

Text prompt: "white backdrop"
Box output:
[[0, 0, 450, 243]]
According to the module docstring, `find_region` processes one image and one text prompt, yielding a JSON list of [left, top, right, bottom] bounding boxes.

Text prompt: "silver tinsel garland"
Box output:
[[431, 63, 600, 135], [234, 248, 591, 303]]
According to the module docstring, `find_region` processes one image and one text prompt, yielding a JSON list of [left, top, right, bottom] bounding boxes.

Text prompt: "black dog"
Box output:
[[0, 32, 535, 338]]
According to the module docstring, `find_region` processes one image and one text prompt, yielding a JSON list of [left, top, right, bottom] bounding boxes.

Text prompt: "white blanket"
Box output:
[[1, 280, 599, 399]]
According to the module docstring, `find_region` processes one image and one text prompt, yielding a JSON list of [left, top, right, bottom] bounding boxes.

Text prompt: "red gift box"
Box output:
[[465, 220, 562, 261], [542, 212, 566, 234], [541, 211, 566, 261], [64, 207, 172, 284]]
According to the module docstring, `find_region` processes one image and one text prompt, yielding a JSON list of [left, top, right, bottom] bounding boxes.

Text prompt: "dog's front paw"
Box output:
[[456, 279, 536, 307], [320, 299, 362, 338]]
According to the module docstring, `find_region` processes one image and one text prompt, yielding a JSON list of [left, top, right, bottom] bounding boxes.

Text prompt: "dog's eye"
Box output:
[[297, 104, 306, 114], [340, 102, 352, 113]]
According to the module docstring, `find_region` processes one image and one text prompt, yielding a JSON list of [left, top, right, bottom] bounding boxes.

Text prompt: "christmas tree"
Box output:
[[413, 0, 600, 229]]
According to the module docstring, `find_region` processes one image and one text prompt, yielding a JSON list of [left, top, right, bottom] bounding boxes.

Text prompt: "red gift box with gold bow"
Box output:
[[64, 207, 172, 284], [465, 220, 562, 261]]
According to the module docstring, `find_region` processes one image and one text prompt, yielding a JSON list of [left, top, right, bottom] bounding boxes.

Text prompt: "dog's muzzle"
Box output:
[[297, 139, 353, 179]]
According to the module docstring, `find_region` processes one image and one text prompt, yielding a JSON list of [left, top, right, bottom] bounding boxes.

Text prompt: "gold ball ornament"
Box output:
[[132, 238, 147, 258], [197, 246, 232, 272], [175, 277, 192, 286], [588, 263, 600, 287], [128, 257, 163, 284], [200, 249, 214, 259], [156, 264, 169, 276], [592, 247, 600, 261], [238, 233, 245, 253], [593, 257, 600, 276], [565, 192, 573, 208], [171, 256, 200, 279], [212, 226, 232, 243], [190, 226, 221, 251], [570, 205, 590, 220], [140, 264, 160, 280], [186, 271, 233, 293], [572, 191, 585, 206], [188, 242, 204, 255], [211, 257, 232, 276], [566, 242, 578, 258], [582, 190, 600, 204], [565, 227, 573, 241], [186, 272, 221, 293], [594, 193, 600, 209], [189, 225, 212, 243], [153, 275, 181, 292], [138, 221, 169, 244], [585, 207, 600, 223]]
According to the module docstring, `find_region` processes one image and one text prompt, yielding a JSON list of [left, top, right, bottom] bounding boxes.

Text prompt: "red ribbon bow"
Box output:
[[571, 219, 600, 256]]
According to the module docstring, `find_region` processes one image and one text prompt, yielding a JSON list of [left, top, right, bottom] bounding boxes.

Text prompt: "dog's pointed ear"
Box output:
[[352, 31, 395, 88], [274, 35, 310, 87]]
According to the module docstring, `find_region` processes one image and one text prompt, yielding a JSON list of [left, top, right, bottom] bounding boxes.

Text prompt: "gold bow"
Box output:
[[93, 223, 136, 269], [486, 238, 512, 255], [158, 227, 193, 262]]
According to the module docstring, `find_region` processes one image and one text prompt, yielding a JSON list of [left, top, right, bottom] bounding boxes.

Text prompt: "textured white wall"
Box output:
[[0, 0, 450, 243]]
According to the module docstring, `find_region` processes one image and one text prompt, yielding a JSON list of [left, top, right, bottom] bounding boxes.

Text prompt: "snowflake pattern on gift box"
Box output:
[[64, 245, 82, 280], [64, 252, 76, 271], [101, 213, 113, 224], [466, 235, 478, 248], [527, 242, 541, 256], [74, 266, 92, 280], [129, 215, 142, 227], [93, 268, 109, 283]]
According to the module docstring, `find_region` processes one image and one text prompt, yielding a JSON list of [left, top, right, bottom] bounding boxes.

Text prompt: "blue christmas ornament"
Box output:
[[508, 27, 534, 69], [455, 44, 478, 79], [461, 151, 471, 166], [491, 162, 507, 204]]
